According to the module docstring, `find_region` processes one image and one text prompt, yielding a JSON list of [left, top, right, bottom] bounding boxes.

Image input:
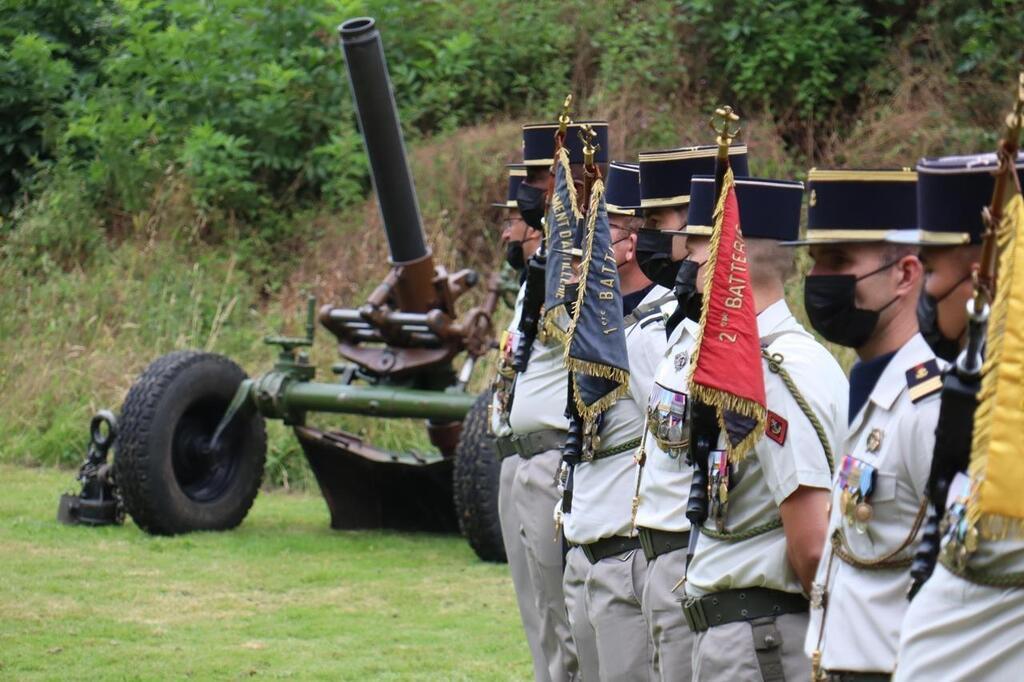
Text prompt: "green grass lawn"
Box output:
[[0, 465, 530, 681]]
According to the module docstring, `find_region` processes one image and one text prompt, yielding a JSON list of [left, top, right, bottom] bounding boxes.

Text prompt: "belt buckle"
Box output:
[[512, 434, 530, 458], [581, 543, 597, 565], [682, 596, 708, 632]]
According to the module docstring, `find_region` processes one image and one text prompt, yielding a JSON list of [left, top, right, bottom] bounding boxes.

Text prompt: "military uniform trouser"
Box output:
[[692, 611, 811, 682], [641, 549, 694, 682], [499, 455, 551, 682], [511, 448, 580, 682], [895, 563, 1024, 682], [564, 544, 656, 682]]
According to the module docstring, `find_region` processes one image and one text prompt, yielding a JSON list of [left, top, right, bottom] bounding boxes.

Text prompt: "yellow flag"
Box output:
[[968, 182, 1024, 537]]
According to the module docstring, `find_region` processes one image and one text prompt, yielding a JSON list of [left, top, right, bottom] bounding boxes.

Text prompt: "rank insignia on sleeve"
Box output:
[[906, 359, 942, 403], [765, 410, 788, 445]]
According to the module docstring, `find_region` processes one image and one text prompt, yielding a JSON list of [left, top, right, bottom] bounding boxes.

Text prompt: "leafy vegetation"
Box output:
[[1, 0, 1022, 486]]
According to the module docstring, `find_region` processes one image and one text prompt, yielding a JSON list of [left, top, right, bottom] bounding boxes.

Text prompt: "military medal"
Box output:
[[838, 455, 876, 532], [647, 385, 689, 458], [674, 351, 688, 372], [866, 428, 883, 453]]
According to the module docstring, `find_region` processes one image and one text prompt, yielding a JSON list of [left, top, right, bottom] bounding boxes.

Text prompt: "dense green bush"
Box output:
[[4, 0, 1022, 247]]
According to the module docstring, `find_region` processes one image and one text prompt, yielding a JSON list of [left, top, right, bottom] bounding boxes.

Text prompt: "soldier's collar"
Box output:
[[756, 299, 794, 339], [867, 333, 941, 411]]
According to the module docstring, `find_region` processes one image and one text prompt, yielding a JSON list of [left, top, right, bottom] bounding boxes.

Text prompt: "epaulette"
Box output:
[[639, 312, 663, 330], [906, 359, 942, 403]]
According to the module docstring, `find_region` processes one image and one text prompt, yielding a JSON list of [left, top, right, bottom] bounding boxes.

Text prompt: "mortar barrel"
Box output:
[[339, 17, 428, 265]]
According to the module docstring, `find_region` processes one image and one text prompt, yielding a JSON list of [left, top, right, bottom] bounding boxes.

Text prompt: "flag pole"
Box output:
[[684, 105, 742, 573]]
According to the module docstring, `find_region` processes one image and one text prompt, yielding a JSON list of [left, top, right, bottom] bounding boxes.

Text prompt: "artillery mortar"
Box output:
[[73, 17, 508, 561]]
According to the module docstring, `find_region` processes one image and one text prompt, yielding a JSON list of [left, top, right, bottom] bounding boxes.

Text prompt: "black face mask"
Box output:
[[505, 241, 526, 271], [636, 229, 681, 288], [674, 259, 706, 321], [918, 272, 971, 361], [804, 260, 900, 348], [516, 184, 546, 231]]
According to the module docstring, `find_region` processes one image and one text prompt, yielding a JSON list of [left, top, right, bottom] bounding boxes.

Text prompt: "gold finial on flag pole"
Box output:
[[709, 105, 741, 160]]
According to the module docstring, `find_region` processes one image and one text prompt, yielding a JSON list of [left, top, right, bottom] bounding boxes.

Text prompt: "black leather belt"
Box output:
[[638, 527, 690, 561], [683, 587, 809, 633], [827, 672, 892, 682], [494, 429, 565, 459], [579, 535, 641, 564]]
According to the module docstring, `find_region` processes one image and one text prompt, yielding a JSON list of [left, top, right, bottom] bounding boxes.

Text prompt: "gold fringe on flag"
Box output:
[[967, 189, 1024, 539]]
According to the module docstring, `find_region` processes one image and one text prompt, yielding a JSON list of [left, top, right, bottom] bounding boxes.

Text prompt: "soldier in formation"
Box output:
[[488, 104, 1024, 682]]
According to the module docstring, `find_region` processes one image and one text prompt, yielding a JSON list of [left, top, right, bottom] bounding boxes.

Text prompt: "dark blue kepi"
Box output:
[[492, 164, 526, 209], [522, 121, 609, 167], [605, 161, 641, 216], [686, 175, 803, 240], [638, 144, 749, 209], [888, 151, 1024, 246], [783, 168, 918, 245]]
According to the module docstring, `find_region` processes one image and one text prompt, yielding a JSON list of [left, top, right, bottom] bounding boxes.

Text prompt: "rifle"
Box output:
[[684, 107, 739, 568], [908, 74, 1024, 599]]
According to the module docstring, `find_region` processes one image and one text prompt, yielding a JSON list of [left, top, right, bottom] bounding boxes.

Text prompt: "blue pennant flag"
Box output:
[[564, 175, 630, 421]]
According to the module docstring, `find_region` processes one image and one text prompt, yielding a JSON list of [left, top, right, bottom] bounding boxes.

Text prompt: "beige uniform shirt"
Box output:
[[562, 286, 673, 545], [490, 283, 526, 438], [687, 300, 848, 597], [508, 318, 570, 437], [633, 317, 701, 533], [806, 333, 942, 673]]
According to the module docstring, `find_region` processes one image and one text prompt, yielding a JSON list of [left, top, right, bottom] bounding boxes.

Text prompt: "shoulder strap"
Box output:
[[761, 346, 835, 476], [623, 292, 676, 329]]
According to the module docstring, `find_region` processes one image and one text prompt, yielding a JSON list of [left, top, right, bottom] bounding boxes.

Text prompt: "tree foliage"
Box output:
[[1, 0, 1021, 250]]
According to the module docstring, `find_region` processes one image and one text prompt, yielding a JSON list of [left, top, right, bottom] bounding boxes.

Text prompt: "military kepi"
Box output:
[[888, 151, 1024, 246], [522, 121, 609, 166], [785, 168, 917, 244], [687, 175, 803, 240], [638, 144, 749, 209], [605, 161, 641, 216], [492, 164, 526, 209]]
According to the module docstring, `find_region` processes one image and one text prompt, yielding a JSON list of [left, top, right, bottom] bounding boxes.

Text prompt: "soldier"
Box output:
[[629, 145, 749, 682], [559, 161, 672, 682], [490, 162, 550, 682], [683, 174, 848, 682], [496, 165, 542, 275], [496, 121, 610, 682], [791, 169, 943, 680], [893, 152, 1024, 681]]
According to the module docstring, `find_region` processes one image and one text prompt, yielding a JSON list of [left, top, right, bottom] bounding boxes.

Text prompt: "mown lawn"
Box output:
[[0, 465, 530, 680]]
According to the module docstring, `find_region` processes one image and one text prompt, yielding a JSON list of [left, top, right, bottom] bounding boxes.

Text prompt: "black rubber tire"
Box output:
[[114, 351, 266, 535], [453, 391, 506, 563]]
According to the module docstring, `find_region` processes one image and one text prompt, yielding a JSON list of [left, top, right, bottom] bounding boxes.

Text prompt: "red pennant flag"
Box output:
[[688, 166, 767, 462]]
